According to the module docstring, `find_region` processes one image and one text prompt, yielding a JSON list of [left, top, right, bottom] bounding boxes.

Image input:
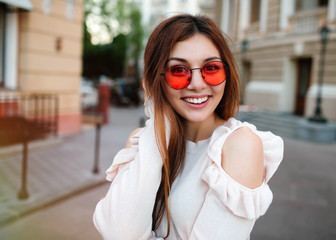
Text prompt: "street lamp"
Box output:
[[241, 39, 248, 104], [309, 25, 329, 123]]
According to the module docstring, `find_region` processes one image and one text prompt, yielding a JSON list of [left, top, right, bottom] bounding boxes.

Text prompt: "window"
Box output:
[[227, 0, 234, 34], [250, 0, 261, 23], [0, 4, 4, 87], [318, 0, 329, 7], [295, 0, 328, 12]]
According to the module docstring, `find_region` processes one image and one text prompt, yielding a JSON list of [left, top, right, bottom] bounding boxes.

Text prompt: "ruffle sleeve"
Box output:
[[105, 130, 141, 182], [203, 118, 284, 219]]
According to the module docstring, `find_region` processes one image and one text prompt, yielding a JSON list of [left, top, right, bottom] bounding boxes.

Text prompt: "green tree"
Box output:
[[82, 0, 144, 81], [127, 6, 144, 82]]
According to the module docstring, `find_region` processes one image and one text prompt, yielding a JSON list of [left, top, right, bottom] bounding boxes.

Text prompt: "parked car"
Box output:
[[110, 78, 140, 106], [81, 79, 98, 110]]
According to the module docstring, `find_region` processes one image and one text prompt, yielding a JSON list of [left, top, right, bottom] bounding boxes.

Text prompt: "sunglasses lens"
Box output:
[[165, 65, 190, 89], [202, 61, 226, 85]]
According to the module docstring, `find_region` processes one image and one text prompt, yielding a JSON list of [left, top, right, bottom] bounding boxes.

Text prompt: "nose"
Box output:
[[187, 68, 207, 90]]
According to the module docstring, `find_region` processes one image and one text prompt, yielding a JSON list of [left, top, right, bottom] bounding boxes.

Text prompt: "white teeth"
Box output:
[[184, 97, 208, 104]]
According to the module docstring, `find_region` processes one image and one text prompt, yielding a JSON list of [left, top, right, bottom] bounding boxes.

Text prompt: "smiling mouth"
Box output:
[[183, 96, 209, 104]]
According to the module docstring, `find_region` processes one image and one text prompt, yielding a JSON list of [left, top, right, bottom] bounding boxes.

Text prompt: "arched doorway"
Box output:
[[295, 57, 312, 116]]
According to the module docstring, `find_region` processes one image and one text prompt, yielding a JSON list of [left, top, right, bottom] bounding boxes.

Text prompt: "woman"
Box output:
[[93, 14, 284, 240]]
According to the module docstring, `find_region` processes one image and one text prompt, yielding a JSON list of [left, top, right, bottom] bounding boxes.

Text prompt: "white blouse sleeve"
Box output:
[[189, 119, 284, 240], [93, 118, 163, 240]]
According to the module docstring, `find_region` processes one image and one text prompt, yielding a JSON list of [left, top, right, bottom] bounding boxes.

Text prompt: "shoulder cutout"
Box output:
[[221, 126, 264, 189], [125, 128, 142, 148]]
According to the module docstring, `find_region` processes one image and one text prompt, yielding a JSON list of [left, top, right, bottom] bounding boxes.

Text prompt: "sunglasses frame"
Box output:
[[161, 60, 230, 90]]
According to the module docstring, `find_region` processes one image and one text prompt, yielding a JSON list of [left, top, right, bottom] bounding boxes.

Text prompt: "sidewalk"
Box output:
[[0, 106, 145, 226]]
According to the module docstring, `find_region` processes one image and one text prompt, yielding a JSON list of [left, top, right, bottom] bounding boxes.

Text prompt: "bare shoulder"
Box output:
[[221, 126, 264, 189], [125, 128, 143, 148]]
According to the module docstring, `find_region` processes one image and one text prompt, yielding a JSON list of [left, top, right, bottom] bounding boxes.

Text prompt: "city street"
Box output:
[[0, 106, 335, 240]]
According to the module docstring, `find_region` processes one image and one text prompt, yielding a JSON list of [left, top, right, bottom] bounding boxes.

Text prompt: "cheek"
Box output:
[[213, 82, 226, 97], [164, 84, 180, 103]]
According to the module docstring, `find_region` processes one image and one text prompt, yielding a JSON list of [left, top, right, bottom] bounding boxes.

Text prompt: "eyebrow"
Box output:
[[167, 56, 221, 63]]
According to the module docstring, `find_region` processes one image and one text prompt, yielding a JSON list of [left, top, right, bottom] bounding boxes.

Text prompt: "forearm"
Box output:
[[93, 125, 163, 240]]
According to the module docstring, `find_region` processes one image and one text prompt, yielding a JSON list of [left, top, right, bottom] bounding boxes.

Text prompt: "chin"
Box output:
[[182, 113, 211, 123]]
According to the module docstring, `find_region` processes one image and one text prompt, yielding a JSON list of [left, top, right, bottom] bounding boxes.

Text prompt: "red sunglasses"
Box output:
[[161, 60, 229, 90]]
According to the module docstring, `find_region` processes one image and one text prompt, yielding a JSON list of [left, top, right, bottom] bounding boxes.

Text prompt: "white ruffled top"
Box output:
[[93, 102, 284, 240]]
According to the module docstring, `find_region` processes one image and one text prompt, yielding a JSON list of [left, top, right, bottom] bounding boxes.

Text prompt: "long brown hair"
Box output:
[[143, 14, 241, 238]]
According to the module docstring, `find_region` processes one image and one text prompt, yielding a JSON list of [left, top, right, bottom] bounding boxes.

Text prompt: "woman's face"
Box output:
[[163, 34, 226, 124]]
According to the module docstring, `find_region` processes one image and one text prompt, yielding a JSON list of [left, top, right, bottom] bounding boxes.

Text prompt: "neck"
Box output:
[[184, 114, 225, 142]]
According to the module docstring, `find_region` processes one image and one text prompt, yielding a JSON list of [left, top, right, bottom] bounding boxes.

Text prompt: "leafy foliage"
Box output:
[[82, 0, 144, 80], [82, 33, 127, 79]]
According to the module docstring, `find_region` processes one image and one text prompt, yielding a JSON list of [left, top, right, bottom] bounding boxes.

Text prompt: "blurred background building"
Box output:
[[140, 0, 223, 31], [235, 0, 336, 121], [0, 0, 83, 135]]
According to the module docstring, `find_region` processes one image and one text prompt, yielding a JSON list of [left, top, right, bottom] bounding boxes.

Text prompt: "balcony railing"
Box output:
[[0, 93, 58, 146], [290, 7, 327, 34]]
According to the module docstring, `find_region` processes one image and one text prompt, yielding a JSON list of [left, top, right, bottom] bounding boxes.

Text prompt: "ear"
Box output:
[[141, 78, 149, 100]]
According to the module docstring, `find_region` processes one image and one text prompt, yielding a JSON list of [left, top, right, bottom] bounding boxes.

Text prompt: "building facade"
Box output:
[[140, 0, 223, 32], [0, 0, 83, 135], [225, 0, 336, 121]]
